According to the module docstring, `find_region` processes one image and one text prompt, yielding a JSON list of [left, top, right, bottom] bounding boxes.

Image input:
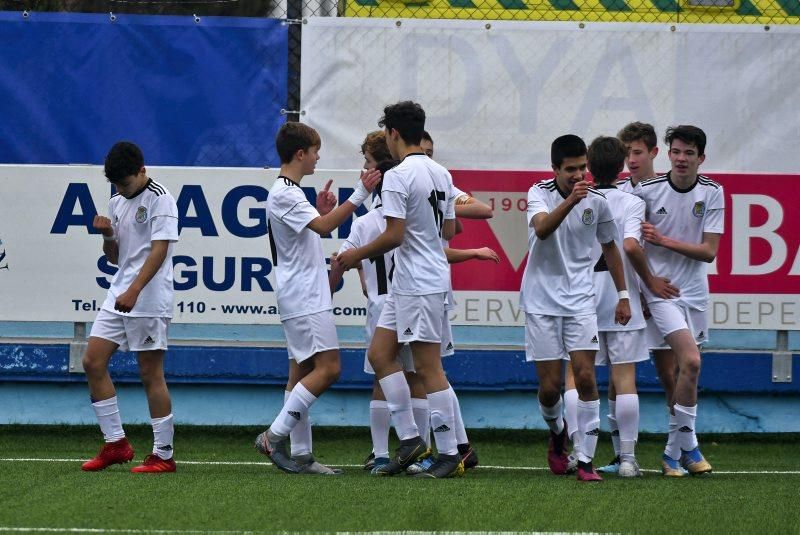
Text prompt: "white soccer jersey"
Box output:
[[381, 153, 455, 296], [591, 187, 646, 331], [442, 185, 468, 311], [520, 178, 617, 316], [634, 172, 725, 311], [102, 178, 178, 318], [339, 205, 394, 309], [616, 177, 635, 194], [267, 176, 331, 321]]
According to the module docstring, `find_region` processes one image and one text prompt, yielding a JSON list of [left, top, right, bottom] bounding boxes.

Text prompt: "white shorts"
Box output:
[[377, 293, 446, 344], [282, 310, 339, 363], [440, 312, 455, 357], [90, 309, 170, 352], [596, 329, 649, 366], [646, 301, 708, 350], [524, 313, 599, 362]]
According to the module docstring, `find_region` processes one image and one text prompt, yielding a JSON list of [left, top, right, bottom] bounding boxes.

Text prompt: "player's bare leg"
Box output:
[[570, 350, 602, 481], [535, 359, 569, 475], [132, 350, 176, 473]]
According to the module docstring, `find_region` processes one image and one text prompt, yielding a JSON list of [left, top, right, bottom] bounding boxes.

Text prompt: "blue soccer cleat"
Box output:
[[662, 453, 688, 477], [405, 456, 435, 475], [597, 455, 620, 474], [681, 447, 713, 475]]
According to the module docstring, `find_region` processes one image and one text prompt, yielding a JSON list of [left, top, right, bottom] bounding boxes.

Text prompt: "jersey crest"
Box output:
[[581, 208, 595, 225], [692, 201, 706, 218], [135, 206, 148, 223]]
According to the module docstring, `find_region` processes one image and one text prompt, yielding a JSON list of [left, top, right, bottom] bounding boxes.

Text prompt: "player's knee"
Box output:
[[81, 354, 106, 377], [573, 368, 596, 392], [682, 355, 701, 378]]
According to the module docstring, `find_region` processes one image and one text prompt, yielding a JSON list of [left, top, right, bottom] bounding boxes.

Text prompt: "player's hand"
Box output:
[[336, 248, 361, 271], [615, 298, 632, 325], [114, 287, 140, 313], [647, 276, 680, 299], [316, 180, 337, 215], [567, 181, 590, 205], [93, 215, 114, 237], [360, 168, 381, 193], [474, 247, 500, 263], [642, 221, 665, 246]]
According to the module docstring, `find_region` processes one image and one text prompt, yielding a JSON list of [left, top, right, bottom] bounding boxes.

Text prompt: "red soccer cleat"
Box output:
[[131, 454, 177, 473], [577, 464, 603, 482], [547, 422, 570, 475], [81, 438, 135, 471]]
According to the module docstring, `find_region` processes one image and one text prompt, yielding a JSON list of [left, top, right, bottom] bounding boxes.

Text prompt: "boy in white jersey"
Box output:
[[520, 135, 631, 482], [634, 125, 723, 476], [337, 101, 464, 478], [81, 142, 179, 473], [254, 122, 380, 474]]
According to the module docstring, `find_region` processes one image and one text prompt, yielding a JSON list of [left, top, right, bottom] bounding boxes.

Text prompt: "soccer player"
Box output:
[[617, 122, 660, 192], [337, 101, 464, 478], [585, 136, 670, 477], [520, 134, 631, 482], [254, 122, 380, 474], [81, 141, 179, 473], [635, 125, 723, 476]]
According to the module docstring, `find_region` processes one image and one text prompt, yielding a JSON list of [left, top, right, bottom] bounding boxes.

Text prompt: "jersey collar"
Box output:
[[666, 171, 699, 193], [553, 179, 569, 200], [401, 152, 427, 162], [278, 175, 300, 187], [595, 184, 617, 190], [121, 177, 152, 200]]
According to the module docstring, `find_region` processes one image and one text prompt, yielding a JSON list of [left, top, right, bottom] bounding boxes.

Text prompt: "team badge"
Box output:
[[581, 208, 594, 225], [135, 206, 148, 223], [692, 201, 706, 218]]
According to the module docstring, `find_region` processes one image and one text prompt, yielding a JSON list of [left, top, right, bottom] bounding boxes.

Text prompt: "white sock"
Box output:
[[428, 388, 458, 456], [564, 389, 579, 449], [448, 386, 469, 445], [577, 399, 600, 464], [411, 398, 431, 448], [270, 383, 316, 438], [369, 400, 391, 459], [379, 371, 418, 440], [539, 396, 565, 435], [91, 396, 125, 442], [286, 390, 312, 457], [615, 394, 639, 462], [665, 408, 680, 459], [607, 398, 620, 457], [151, 414, 174, 460], [674, 403, 699, 452]]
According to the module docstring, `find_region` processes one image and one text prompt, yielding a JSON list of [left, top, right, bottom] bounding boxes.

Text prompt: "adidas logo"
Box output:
[[287, 410, 302, 421], [445, 342, 453, 351], [678, 425, 693, 433], [698, 331, 705, 339], [433, 424, 451, 433], [585, 428, 600, 436], [142, 336, 155, 345], [656, 207, 668, 215], [157, 444, 173, 451], [591, 335, 598, 344], [403, 328, 413, 336]]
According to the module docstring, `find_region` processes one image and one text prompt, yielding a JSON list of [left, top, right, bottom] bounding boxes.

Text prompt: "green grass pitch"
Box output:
[[0, 425, 798, 533]]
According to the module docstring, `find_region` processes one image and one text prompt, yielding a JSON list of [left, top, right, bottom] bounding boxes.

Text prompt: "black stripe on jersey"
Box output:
[[640, 175, 668, 187], [617, 177, 632, 185], [587, 187, 606, 198], [267, 220, 278, 266], [148, 180, 166, 195], [111, 192, 120, 199], [536, 179, 557, 190], [698, 176, 721, 189], [280, 176, 300, 187], [147, 184, 166, 196]]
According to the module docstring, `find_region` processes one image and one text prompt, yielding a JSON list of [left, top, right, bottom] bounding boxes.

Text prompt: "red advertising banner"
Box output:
[[448, 170, 800, 330]]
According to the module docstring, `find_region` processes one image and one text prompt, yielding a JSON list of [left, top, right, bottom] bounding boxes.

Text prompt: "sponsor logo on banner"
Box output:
[[0, 238, 8, 271]]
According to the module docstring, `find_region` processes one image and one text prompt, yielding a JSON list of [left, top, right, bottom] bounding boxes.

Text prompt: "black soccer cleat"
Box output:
[[363, 452, 376, 471], [254, 430, 303, 474], [458, 443, 479, 470], [372, 436, 430, 476], [413, 453, 465, 479]]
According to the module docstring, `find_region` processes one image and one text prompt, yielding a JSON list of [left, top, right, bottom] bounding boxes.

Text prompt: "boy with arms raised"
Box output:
[[635, 125, 723, 476], [254, 122, 380, 474], [520, 135, 631, 482], [81, 142, 179, 473]]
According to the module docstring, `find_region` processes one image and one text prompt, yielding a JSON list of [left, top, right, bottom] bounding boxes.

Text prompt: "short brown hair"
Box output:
[[360, 131, 391, 162], [588, 136, 626, 186], [618, 122, 657, 151], [275, 122, 321, 164]]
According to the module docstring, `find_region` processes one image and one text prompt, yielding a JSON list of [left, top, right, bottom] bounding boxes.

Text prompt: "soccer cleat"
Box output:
[[254, 430, 303, 474], [413, 453, 465, 479], [547, 422, 570, 475], [662, 454, 687, 477], [566, 452, 579, 474], [618, 458, 642, 478], [405, 456, 435, 475], [372, 436, 430, 476], [293, 453, 343, 475], [680, 447, 713, 475], [458, 443, 479, 470], [81, 437, 135, 471], [131, 454, 176, 473], [576, 461, 603, 482], [363, 452, 376, 471], [369, 457, 390, 475], [597, 455, 621, 474]]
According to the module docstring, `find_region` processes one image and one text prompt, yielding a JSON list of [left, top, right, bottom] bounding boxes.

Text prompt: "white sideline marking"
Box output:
[[0, 530, 588, 534], [0, 458, 798, 474]]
